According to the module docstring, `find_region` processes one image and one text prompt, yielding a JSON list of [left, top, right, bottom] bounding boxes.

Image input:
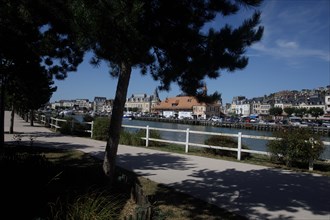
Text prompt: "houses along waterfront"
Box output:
[[49, 86, 330, 128]]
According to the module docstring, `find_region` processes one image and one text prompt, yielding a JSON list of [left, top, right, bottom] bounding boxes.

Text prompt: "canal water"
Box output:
[[122, 119, 330, 160]]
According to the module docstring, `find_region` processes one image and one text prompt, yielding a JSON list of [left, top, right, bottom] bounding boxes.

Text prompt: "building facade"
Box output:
[[154, 95, 222, 119], [93, 97, 107, 112], [125, 89, 160, 113]]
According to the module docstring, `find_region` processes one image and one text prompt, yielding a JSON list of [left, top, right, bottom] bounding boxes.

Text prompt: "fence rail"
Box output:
[[36, 115, 330, 165], [123, 125, 272, 160], [38, 115, 93, 137], [122, 125, 330, 170]]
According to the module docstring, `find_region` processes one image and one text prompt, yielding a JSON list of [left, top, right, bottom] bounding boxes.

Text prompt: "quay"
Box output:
[[137, 117, 330, 135], [4, 111, 330, 220]]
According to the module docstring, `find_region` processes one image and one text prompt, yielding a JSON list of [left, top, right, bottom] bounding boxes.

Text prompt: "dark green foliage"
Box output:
[[75, 0, 264, 102], [0, 0, 85, 145], [120, 130, 143, 146], [267, 128, 325, 167], [92, 117, 111, 141], [119, 129, 162, 147], [294, 107, 308, 118], [284, 107, 295, 117], [269, 107, 283, 117], [59, 117, 90, 137], [83, 114, 94, 122], [308, 107, 324, 119], [50, 190, 123, 220], [204, 135, 250, 159]]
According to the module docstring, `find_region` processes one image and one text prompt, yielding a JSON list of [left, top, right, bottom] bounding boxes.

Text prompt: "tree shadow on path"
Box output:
[[167, 168, 330, 219], [117, 152, 197, 172]]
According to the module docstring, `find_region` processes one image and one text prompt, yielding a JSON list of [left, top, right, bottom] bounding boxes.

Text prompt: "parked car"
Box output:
[[322, 122, 330, 128], [210, 116, 222, 122], [268, 120, 276, 125], [299, 121, 309, 127]]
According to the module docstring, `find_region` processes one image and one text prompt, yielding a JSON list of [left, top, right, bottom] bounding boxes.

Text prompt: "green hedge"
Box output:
[[204, 135, 250, 159], [119, 129, 161, 147], [59, 117, 90, 137], [92, 118, 161, 147], [92, 117, 110, 141]]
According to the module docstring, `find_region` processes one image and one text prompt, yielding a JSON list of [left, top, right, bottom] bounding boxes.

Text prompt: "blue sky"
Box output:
[[50, 0, 330, 104]]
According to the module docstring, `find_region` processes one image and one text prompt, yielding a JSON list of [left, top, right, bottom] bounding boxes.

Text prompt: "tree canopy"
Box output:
[[70, 0, 264, 180], [284, 107, 295, 117], [0, 0, 85, 144], [1, 0, 264, 180], [308, 107, 324, 119], [269, 107, 283, 117], [78, 0, 263, 101]]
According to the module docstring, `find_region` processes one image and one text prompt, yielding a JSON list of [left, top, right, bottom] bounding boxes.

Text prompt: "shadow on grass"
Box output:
[[0, 145, 129, 219]]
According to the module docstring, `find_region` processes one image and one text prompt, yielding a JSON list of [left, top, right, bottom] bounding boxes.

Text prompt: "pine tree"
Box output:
[[73, 0, 264, 181], [0, 0, 85, 145]]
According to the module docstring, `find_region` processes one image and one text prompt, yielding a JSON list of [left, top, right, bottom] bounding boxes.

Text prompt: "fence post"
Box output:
[[185, 128, 190, 153], [146, 125, 149, 147], [51, 118, 58, 132], [308, 138, 315, 171], [71, 119, 74, 133], [90, 121, 94, 138], [237, 132, 242, 161]]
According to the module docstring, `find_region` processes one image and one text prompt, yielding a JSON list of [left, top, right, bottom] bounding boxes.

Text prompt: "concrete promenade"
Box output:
[[4, 111, 330, 220]]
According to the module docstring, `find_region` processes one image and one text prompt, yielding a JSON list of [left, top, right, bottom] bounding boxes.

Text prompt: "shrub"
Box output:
[[83, 114, 94, 122], [267, 128, 325, 167], [58, 118, 72, 135], [136, 129, 162, 147], [92, 117, 110, 141], [204, 135, 250, 159], [119, 129, 162, 147], [119, 130, 140, 146], [50, 190, 123, 220], [59, 117, 90, 137]]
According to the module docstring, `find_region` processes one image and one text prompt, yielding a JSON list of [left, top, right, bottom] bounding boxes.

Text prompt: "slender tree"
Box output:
[[74, 0, 264, 181], [295, 107, 308, 118], [269, 107, 283, 119], [284, 107, 295, 117], [0, 0, 85, 146], [8, 63, 57, 127], [308, 107, 324, 120]]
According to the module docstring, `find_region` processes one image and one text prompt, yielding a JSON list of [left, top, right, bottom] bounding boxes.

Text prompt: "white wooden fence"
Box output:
[[39, 115, 93, 137], [37, 116, 330, 164], [122, 125, 277, 161], [123, 125, 330, 170]]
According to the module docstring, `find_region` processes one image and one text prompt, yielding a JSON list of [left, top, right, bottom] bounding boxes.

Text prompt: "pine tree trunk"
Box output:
[[0, 74, 6, 147], [25, 112, 28, 122], [9, 105, 14, 134], [103, 61, 132, 183], [30, 110, 34, 126]]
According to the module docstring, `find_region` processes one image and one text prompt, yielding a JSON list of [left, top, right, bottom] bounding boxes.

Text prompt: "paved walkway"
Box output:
[[4, 112, 330, 220]]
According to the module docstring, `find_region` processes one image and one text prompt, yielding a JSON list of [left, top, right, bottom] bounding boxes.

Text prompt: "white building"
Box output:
[[75, 99, 91, 109], [102, 99, 114, 113], [125, 89, 160, 113], [235, 103, 250, 117], [324, 91, 330, 113], [93, 97, 107, 112]]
